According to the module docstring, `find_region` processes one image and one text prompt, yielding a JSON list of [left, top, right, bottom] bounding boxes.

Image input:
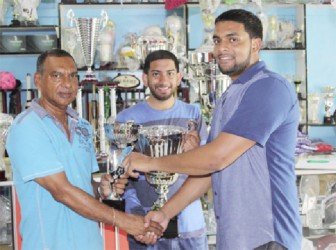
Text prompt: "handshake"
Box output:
[[99, 173, 172, 245]]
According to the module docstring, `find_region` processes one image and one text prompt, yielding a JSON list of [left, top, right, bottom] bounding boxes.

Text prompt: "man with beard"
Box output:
[[114, 50, 209, 249], [123, 9, 302, 250]]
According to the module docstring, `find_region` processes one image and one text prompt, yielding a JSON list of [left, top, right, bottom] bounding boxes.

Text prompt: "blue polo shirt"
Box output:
[[6, 99, 103, 250], [208, 61, 302, 250]]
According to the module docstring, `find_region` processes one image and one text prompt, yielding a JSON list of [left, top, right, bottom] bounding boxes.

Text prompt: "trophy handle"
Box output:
[[187, 119, 198, 132], [100, 9, 108, 30], [66, 9, 75, 28]]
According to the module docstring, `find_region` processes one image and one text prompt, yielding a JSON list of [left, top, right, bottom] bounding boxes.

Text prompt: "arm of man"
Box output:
[[35, 171, 162, 238], [135, 175, 212, 244], [126, 132, 255, 177]]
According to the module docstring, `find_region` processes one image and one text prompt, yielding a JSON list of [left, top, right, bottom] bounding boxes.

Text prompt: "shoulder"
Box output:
[[246, 69, 295, 101], [116, 101, 148, 122], [175, 100, 201, 114]]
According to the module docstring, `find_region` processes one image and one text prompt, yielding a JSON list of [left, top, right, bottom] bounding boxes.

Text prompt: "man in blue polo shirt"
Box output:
[[124, 9, 302, 250]]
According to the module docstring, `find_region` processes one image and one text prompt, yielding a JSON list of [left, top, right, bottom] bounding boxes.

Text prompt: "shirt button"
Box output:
[[214, 191, 217, 195], [216, 216, 220, 220]]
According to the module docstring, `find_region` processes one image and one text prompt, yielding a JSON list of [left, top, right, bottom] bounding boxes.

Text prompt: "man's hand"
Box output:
[[119, 213, 163, 241], [145, 210, 170, 231], [99, 173, 128, 198], [123, 152, 152, 178], [183, 130, 200, 152], [134, 210, 170, 245]]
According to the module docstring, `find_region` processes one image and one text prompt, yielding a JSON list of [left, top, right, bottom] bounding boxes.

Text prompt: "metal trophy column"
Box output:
[[103, 121, 141, 250], [72, 9, 108, 140]]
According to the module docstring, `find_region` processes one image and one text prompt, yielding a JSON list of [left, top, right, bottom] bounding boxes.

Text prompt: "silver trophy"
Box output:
[[322, 86, 335, 124], [103, 121, 142, 196], [103, 120, 141, 249], [0, 113, 13, 181], [136, 125, 185, 211], [104, 120, 142, 150], [74, 10, 108, 82], [188, 51, 231, 125]]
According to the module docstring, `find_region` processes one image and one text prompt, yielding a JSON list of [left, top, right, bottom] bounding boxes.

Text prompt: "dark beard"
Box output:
[[148, 85, 173, 101], [218, 51, 251, 77]]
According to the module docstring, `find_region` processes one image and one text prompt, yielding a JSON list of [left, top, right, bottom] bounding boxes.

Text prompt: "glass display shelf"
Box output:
[[0, 26, 59, 55]]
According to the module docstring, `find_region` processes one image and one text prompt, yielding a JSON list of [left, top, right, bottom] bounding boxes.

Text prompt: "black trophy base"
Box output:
[[163, 216, 178, 239], [324, 116, 333, 124], [102, 199, 125, 212]]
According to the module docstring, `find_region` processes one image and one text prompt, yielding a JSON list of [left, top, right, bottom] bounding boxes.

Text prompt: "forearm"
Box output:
[[52, 183, 117, 224], [54, 185, 142, 232], [36, 173, 123, 228], [147, 132, 255, 175], [161, 175, 212, 219]]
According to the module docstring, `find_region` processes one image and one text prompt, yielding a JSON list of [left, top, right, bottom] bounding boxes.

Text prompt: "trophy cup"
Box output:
[[308, 93, 321, 124], [322, 86, 335, 124], [136, 125, 185, 211], [103, 120, 142, 208], [136, 125, 187, 238], [188, 51, 231, 125], [186, 0, 230, 125], [74, 10, 108, 83], [103, 120, 141, 249], [0, 113, 13, 181]]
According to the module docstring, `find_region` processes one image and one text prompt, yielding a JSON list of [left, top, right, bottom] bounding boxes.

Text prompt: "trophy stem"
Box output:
[[152, 185, 169, 211], [0, 144, 6, 171]]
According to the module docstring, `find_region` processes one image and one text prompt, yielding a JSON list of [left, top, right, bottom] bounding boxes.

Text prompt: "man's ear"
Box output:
[[142, 73, 148, 87], [34, 72, 42, 89], [252, 38, 262, 52], [177, 72, 183, 86]]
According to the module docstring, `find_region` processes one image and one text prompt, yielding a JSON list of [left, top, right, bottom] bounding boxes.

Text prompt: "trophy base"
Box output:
[[324, 116, 333, 124], [295, 42, 303, 49], [102, 199, 125, 212], [163, 216, 178, 239]]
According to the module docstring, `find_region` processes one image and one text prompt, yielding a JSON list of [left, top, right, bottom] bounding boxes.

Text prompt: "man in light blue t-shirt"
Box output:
[[124, 10, 302, 250], [6, 49, 162, 250], [116, 50, 209, 250]]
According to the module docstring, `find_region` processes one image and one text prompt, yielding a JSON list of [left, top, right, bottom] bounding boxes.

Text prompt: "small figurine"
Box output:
[[13, 0, 41, 26]]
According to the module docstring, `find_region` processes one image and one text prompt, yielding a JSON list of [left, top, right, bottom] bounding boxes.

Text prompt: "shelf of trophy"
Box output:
[[58, 3, 187, 77], [307, 86, 336, 128], [0, 25, 59, 55], [186, 2, 307, 126]]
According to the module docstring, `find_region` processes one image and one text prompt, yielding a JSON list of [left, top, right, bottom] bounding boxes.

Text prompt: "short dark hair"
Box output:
[[36, 49, 75, 73], [215, 9, 263, 40], [143, 50, 179, 74]]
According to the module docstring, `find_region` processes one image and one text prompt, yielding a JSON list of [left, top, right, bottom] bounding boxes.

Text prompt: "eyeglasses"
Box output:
[[48, 72, 79, 83]]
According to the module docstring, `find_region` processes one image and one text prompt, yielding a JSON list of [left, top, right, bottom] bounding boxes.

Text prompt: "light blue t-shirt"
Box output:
[[6, 100, 103, 250], [116, 99, 208, 250], [209, 61, 302, 250]]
